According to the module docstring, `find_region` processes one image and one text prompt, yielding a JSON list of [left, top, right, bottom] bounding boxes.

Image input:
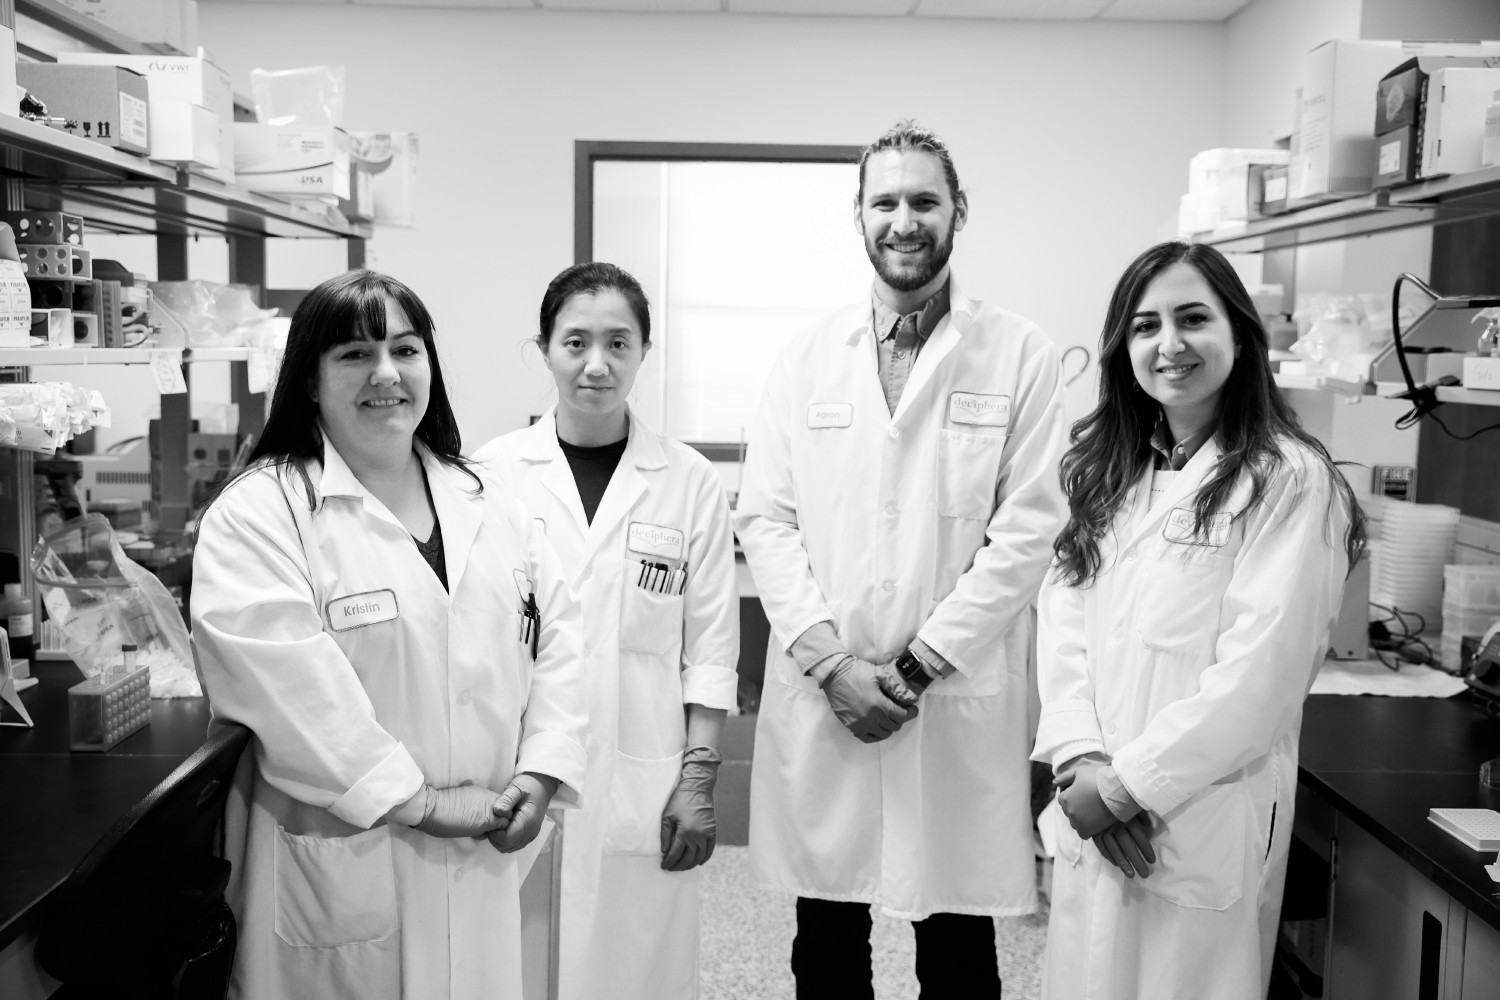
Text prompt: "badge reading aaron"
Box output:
[[1163, 508, 1233, 547], [327, 589, 399, 631]]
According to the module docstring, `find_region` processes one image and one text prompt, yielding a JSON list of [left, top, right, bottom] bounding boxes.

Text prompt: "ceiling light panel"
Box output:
[[914, 0, 1112, 18], [539, 0, 722, 11], [728, 0, 915, 14], [1099, 0, 1251, 20]]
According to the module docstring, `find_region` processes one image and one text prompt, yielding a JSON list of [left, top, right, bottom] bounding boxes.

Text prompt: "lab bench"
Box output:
[[1293, 694, 1500, 999], [0, 660, 212, 998]]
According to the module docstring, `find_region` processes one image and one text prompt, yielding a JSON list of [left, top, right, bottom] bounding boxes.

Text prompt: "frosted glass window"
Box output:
[[593, 159, 867, 443]]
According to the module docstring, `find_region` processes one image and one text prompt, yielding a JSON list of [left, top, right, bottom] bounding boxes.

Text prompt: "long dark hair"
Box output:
[[1054, 241, 1366, 587], [217, 269, 479, 512]]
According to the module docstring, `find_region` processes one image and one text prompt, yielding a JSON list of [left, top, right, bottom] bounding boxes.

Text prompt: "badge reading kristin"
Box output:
[[807, 402, 853, 429], [1162, 508, 1233, 547], [948, 392, 1011, 427], [327, 589, 399, 631], [628, 521, 685, 560]]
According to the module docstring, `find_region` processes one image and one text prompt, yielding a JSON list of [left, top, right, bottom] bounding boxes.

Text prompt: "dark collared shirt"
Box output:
[[872, 281, 952, 415], [1148, 417, 1211, 472]]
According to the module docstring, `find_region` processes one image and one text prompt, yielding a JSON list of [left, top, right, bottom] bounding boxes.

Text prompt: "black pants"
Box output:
[[791, 896, 1002, 999]]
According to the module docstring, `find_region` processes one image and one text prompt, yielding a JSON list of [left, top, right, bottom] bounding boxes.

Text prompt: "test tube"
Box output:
[[118, 642, 137, 684]]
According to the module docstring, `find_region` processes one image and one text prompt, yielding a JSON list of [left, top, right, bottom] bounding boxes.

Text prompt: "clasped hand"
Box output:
[[820, 656, 917, 743], [415, 774, 558, 854], [1055, 765, 1156, 879]]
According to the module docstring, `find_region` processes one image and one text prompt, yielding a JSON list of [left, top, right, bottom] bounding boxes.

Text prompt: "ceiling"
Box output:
[[198, 0, 1255, 22]]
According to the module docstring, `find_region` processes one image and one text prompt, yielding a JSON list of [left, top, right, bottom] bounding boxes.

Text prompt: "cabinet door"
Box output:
[[1330, 822, 1462, 1000], [1460, 915, 1500, 1000]]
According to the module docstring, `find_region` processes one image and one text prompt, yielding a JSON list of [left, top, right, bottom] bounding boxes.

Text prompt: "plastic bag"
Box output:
[[149, 280, 279, 350], [30, 514, 200, 698], [1291, 294, 1385, 382], [250, 65, 345, 127]]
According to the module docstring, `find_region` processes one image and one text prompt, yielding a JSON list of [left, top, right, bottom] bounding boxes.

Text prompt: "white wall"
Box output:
[[197, 6, 1228, 441]]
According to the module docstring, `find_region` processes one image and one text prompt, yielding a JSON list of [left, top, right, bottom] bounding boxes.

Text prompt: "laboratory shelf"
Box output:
[[0, 347, 248, 367], [0, 112, 177, 186], [1273, 373, 1374, 395], [1193, 164, 1500, 254], [1374, 381, 1500, 407]]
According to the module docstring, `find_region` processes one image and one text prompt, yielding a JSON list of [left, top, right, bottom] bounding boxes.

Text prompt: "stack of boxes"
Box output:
[[1177, 148, 1288, 234], [57, 53, 233, 183], [1, 211, 144, 350]]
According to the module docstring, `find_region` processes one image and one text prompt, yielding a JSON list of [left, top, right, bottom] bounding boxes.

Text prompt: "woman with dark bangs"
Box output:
[[192, 269, 588, 1000], [1032, 241, 1365, 1000]]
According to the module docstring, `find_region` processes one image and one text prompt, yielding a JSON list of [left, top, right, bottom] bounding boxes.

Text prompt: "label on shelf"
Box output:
[[0, 259, 31, 337], [148, 349, 187, 394]]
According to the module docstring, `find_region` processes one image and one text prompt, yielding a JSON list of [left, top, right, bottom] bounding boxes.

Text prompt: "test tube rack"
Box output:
[[67, 666, 151, 752]]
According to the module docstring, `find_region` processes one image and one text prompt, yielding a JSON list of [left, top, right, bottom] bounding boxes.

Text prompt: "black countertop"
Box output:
[[0, 661, 211, 951], [1300, 694, 1500, 931]]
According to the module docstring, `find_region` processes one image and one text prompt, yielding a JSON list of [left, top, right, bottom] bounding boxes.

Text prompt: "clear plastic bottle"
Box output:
[[0, 582, 35, 679]]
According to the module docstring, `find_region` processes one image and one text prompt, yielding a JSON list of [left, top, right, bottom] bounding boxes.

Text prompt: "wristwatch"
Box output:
[[893, 648, 935, 695]]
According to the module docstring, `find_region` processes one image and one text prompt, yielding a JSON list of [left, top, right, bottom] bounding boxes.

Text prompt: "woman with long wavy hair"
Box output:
[[1032, 241, 1365, 1000]]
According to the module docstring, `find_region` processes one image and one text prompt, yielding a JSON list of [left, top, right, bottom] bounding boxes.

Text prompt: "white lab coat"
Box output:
[[192, 438, 588, 1000], [1032, 437, 1351, 1000], [474, 409, 739, 1000], [734, 279, 1069, 919]]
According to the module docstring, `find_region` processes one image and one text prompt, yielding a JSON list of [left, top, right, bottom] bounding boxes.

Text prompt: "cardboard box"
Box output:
[[1188, 148, 1288, 225], [148, 101, 221, 168], [234, 125, 348, 198], [1258, 163, 1290, 215], [1374, 124, 1419, 187], [1485, 94, 1500, 167], [1293, 40, 1500, 202], [1421, 67, 1500, 178], [16, 64, 150, 155], [57, 0, 186, 54], [349, 132, 417, 228], [57, 54, 232, 120], [1377, 61, 1425, 133]]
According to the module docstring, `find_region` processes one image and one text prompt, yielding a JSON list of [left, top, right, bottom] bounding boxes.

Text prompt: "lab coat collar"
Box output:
[[1119, 434, 1226, 550], [312, 432, 486, 590], [842, 275, 977, 344], [515, 406, 668, 471], [890, 276, 976, 424]]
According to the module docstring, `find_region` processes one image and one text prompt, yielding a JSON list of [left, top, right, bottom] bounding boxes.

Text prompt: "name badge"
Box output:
[[948, 392, 1011, 427], [327, 589, 399, 631], [628, 521, 684, 560], [807, 402, 853, 429], [1162, 508, 1233, 547]]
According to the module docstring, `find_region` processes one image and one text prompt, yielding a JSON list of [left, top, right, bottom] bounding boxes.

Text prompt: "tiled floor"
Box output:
[[705, 714, 1048, 999]]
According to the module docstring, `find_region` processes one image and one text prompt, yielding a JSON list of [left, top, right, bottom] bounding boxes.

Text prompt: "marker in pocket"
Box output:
[[635, 558, 686, 596]]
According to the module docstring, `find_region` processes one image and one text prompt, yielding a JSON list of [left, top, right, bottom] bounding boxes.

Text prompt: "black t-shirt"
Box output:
[[558, 435, 628, 524]]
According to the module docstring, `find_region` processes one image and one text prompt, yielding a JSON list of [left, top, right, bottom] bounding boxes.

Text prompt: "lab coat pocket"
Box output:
[[602, 751, 683, 856], [1137, 781, 1247, 911], [273, 823, 399, 947], [1137, 553, 1232, 652], [620, 558, 686, 655], [936, 428, 1006, 520]]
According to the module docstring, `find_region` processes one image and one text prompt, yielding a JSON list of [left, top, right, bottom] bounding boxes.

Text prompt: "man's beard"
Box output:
[[865, 216, 957, 292]]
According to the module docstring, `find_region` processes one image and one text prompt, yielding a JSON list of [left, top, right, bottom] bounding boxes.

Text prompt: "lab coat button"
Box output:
[[884, 502, 898, 516], [888, 427, 900, 440], [457, 689, 471, 706], [1109, 626, 1124, 643], [453, 866, 466, 883], [1125, 549, 1138, 561], [882, 579, 895, 593]]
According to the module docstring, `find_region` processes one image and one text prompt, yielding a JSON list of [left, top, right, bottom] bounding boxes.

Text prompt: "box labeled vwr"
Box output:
[[57, 54, 233, 121]]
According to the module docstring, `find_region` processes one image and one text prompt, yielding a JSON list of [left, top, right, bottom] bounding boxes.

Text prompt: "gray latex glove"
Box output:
[[661, 749, 720, 871], [486, 773, 559, 853], [874, 660, 921, 709], [1093, 813, 1157, 879], [820, 655, 917, 743], [415, 782, 509, 838]]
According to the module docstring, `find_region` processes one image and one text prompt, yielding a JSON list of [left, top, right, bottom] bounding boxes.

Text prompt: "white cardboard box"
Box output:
[[1420, 68, 1500, 178], [148, 101, 220, 168], [1188, 147, 1289, 225], [57, 53, 232, 121], [234, 125, 349, 198], [1464, 355, 1500, 390], [1293, 40, 1500, 201]]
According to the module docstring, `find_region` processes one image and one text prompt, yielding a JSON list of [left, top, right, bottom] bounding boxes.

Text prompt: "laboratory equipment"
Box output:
[[67, 642, 149, 752]]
